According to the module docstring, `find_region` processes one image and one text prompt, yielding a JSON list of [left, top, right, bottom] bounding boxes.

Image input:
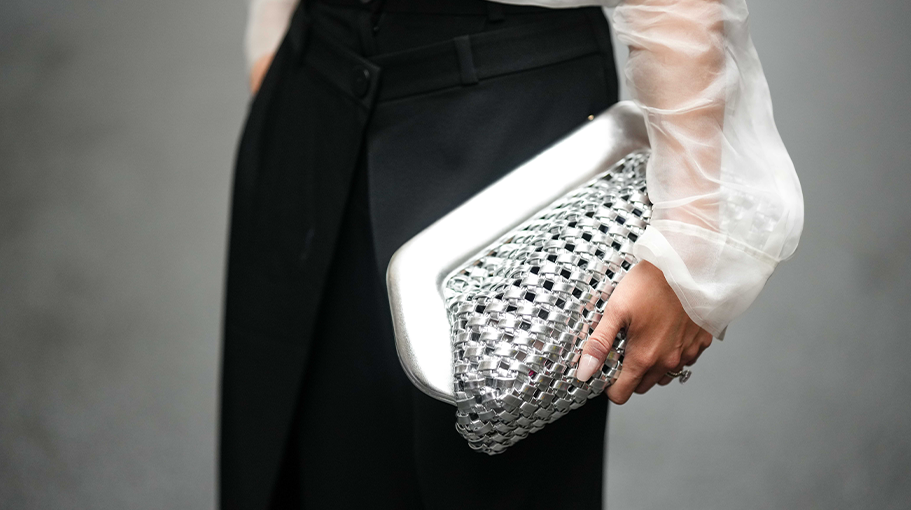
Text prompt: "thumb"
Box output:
[[575, 303, 627, 381]]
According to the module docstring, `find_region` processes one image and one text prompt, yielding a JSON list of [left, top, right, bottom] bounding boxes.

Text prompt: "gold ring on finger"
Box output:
[[665, 369, 692, 384]]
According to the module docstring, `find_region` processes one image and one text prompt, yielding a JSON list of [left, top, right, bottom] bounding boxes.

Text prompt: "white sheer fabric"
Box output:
[[609, 0, 804, 339], [244, 0, 805, 340]]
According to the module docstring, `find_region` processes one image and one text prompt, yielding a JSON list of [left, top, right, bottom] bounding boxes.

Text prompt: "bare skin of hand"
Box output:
[[575, 259, 713, 404], [250, 53, 275, 94]]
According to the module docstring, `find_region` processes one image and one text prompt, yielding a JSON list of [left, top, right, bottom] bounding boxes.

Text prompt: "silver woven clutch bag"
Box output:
[[386, 102, 651, 454]]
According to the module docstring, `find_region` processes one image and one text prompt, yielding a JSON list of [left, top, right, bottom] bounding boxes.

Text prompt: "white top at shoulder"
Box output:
[[244, 0, 805, 340]]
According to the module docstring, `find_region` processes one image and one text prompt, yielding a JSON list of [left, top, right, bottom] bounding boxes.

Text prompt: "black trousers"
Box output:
[[220, 1, 619, 509]]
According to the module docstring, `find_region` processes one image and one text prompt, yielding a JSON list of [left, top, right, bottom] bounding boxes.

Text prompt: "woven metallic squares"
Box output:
[[442, 150, 652, 455]]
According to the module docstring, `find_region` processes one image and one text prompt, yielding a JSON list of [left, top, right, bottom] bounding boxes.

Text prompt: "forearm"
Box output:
[[612, 0, 804, 338], [618, 0, 725, 230]]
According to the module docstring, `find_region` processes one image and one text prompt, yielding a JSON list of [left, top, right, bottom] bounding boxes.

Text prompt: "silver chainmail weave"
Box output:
[[442, 150, 651, 454]]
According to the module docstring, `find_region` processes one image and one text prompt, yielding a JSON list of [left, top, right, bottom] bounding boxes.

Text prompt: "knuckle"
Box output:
[[641, 348, 662, 368], [588, 326, 613, 344], [584, 333, 613, 359], [623, 351, 650, 373], [663, 352, 682, 370]]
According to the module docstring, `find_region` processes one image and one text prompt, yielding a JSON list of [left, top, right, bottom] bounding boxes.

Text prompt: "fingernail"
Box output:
[[576, 354, 601, 381]]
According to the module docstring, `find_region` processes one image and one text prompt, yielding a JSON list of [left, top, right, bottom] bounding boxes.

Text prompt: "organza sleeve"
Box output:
[[244, 0, 298, 71], [610, 0, 805, 339]]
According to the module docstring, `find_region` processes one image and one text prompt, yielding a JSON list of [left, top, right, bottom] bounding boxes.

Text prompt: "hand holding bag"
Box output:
[[386, 101, 651, 454]]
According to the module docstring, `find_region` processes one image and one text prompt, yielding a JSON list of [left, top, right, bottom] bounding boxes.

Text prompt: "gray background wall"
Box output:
[[0, 0, 908, 508]]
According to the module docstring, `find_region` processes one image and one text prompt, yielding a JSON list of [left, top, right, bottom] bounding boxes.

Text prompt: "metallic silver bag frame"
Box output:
[[386, 101, 650, 407]]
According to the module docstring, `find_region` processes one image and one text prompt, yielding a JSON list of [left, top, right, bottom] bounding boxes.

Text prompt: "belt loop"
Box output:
[[370, 0, 387, 31], [585, 8, 613, 58], [486, 2, 505, 23], [584, 8, 619, 95], [288, 9, 312, 58], [454, 36, 479, 86], [357, 11, 378, 56], [357, 0, 386, 56]]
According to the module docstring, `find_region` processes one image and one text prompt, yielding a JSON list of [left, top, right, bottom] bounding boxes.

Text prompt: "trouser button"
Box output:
[[351, 66, 371, 97]]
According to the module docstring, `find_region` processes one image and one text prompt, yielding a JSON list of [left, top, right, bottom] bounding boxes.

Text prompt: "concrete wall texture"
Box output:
[[1, 0, 909, 508]]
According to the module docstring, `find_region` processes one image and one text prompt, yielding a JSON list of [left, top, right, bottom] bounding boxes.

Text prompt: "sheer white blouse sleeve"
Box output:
[[245, 0, 805, 340]]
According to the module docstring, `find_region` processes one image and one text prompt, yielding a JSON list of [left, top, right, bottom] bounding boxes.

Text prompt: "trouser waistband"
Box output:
[[311, 0, 553, 15], [287, 4, 613, 105]]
